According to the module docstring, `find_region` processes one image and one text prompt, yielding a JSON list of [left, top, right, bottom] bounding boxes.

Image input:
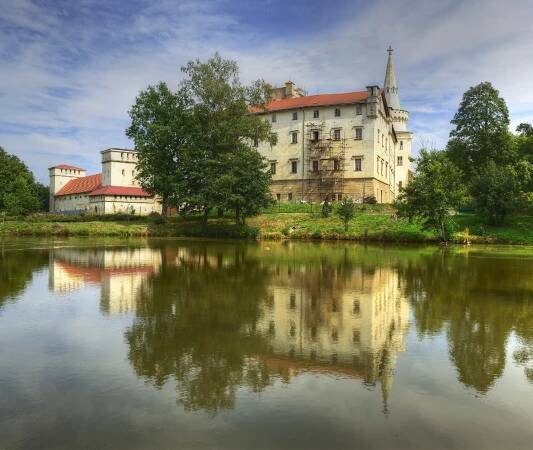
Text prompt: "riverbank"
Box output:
[[1, 209, 532, 244]]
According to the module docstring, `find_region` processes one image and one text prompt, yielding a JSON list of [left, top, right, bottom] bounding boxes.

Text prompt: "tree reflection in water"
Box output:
[[0, 245, 48, 309], [125, 245, 274, 414], [401, 249, 533, 393]]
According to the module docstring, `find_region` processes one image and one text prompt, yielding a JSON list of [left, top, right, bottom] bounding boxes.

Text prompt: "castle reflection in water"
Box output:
[[48, 244, 410, 408]]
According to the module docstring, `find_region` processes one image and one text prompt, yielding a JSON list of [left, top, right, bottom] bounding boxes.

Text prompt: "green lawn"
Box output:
[[1, 208, 532, 244]]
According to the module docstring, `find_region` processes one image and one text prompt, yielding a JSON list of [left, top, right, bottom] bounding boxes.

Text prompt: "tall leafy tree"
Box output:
[[179, 53, 274, 222], [470, 160, 532, 225], [395, 149, 466, 241], [447, 82, 514, 179], [126, 82, 193, 218], [0, 146, 42, 215], [212, 147, 273, 225]]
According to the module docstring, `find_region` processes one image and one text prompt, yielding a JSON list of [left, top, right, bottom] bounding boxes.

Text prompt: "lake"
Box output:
[[0, 238, 532, 450]]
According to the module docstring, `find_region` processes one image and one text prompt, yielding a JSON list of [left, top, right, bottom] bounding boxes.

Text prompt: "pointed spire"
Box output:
[[384, 45, 401, 110]]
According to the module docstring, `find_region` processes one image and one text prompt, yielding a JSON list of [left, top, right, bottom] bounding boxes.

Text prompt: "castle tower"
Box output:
[[48, 164, 86, 211], [101, 148, 140, 187], [383, 46, 412, 193]]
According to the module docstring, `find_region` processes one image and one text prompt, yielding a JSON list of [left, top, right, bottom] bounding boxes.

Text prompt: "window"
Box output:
[[334, 107, 341, 117], [355, 127, 363, 140], [353, 300, 360, 315], [356, 104, 362, 115], [288, 192, 293, 201], [313, 109, 319, 118], [400, 140, 403, 150], [333, 159, 340, 171], [353, 330, 360, 344], [398, 181, 403, 191], [291, 131, 298, 144], [121, 169, 125, 175], [290, 293, 296, 309], [291, 160, 298, 174], [381, 160, 384, 175], [292, 111, 298, 120], [272, 113, 277, 123], [337, 193, 342, 201], [270, 162, 276, 174], [312, 130, 319, 141], [276, 193, 281, 201], [312, 160, 319, 172], [333, 128, 341, 140], [354, 158, 362, 171], [397, 156, 403, 166]]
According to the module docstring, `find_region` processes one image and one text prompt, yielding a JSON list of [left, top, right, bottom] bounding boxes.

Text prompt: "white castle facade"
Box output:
[[255, 47, 412, 203], [49, 148, 161, 215]]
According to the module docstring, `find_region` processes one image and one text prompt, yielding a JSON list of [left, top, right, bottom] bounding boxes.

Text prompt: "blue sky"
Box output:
[[2, 0, 533, 182]]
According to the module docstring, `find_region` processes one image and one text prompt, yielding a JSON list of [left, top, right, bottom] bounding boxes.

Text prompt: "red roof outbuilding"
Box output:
[[89, 186, 152, 197], [55, 174, 102, 196]]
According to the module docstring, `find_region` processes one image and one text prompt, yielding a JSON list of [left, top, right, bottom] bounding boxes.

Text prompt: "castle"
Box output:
[[255, 47, 411, 203], [49, 148, 161, 215], [49, 48, 411, 214]]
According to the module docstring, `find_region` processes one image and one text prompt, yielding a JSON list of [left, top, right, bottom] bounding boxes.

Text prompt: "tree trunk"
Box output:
[[202, 207, 209, 228], [161, 195, 168, 222], [217, 207, 224, 218], [235, 205, 241, 226]]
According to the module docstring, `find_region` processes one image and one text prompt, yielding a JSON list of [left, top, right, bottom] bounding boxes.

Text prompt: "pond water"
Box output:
[[0, 238, 532, 450]]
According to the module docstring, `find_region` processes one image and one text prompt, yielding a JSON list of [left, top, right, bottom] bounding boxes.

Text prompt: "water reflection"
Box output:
[[8, 241, 532, 415], [401, 250, 533, 392]]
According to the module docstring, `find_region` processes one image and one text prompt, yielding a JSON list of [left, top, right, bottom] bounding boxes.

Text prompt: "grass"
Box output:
[[1, 206, 532, 245]]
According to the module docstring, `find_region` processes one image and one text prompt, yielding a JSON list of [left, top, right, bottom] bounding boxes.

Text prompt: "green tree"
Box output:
[[126, 83, 193, 218], [3, 176, 40, 216], [180, 53, 274, 223], [0, 147, 42, 215], [35, 182, 50, 211], [336, 197, 356, 231], [470, 160, 532, 225], [446, 82, 514, 179], [322, 197, 332, 218], [212, 147, 273, 225], [395, 149, 466, 241]]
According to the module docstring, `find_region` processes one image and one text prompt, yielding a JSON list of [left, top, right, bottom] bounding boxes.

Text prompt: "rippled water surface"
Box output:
[[0, 238, 532, 450]]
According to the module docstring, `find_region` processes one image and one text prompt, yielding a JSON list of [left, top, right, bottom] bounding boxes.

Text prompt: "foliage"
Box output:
[[211, 147, 273, 225], [446, 82, 514, 179], [34, 182, 50, 211], [469, 160, 532, 225], [395, 149, 466, 241], [178, 53, 274, 223], [321, 197, 332, 217], [127, 82, 192, 217], [3, 176, 40, 216], [336, 197, 356, 231], [126, 53, 274, 225], [0, 147, 42, 215]]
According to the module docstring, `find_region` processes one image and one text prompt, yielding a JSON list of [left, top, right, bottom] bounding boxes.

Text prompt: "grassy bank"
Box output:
[[1, 208, 532, 244]]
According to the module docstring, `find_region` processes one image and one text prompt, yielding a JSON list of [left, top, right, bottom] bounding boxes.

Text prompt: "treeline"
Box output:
[[126, 53, 275, 224], [0, 147, 48, 216], [396, 82, 533, 240]]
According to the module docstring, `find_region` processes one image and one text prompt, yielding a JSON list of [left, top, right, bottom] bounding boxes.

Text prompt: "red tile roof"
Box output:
[[55, 174, 102, 196], [49, 164, 85, 171], [251, 91, 369, 113], [89, 186, 152, 197]]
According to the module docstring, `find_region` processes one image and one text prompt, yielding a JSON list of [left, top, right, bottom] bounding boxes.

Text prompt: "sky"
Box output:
[[2, 0, 533, 182]]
